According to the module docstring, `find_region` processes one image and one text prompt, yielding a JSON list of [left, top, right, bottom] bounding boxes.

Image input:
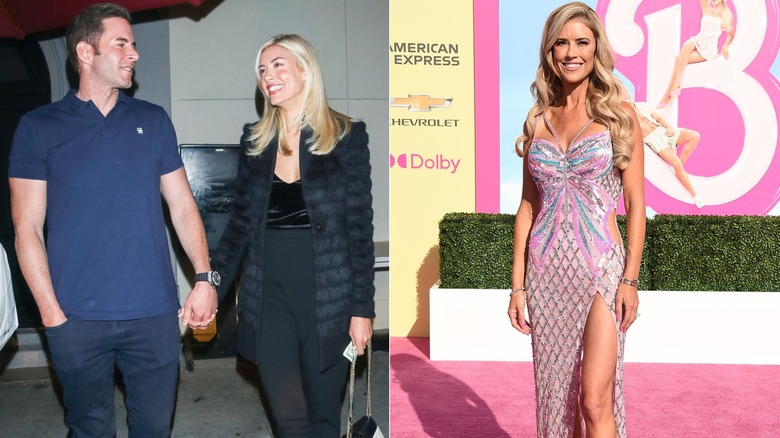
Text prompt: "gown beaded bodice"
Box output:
[[527, 129, 623, 278]]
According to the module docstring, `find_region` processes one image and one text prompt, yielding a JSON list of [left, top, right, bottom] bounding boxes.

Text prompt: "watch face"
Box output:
[[210, 271, 221, 286]]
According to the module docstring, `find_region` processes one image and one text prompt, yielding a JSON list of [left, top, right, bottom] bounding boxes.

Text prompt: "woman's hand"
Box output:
[[615, 283, 639, 332], [508, 291, 531, 336], [721, 45, 730, 60], [664, 127, 675, 137], [349, 316, 373, 356]]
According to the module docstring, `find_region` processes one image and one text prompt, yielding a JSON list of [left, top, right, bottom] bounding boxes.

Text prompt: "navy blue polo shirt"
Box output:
[[9, 89, 183, 320]]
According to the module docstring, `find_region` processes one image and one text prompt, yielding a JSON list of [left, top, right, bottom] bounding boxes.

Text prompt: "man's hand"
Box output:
[[179, 282, 218, 329]]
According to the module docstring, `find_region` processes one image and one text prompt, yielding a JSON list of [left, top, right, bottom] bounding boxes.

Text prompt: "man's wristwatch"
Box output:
[[194, 271, 221, 288]]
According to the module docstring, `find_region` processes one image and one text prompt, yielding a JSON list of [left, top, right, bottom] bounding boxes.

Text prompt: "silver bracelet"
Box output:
[[620, 277, 639, 287], [509, 287, 526, 297]]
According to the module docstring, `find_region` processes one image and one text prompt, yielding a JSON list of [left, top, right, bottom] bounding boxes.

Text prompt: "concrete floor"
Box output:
[[0, 349, 388, 437]]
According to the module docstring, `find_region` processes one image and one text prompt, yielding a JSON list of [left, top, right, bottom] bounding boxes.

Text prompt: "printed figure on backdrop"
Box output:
[[507, 2, 645, 437], [7, 3, 218, 437], [657, 0, 735, 108], [210, 34, 375, 437], [633, 101, 703, 207]]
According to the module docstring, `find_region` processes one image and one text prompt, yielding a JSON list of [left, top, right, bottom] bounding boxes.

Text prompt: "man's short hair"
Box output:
[[66, 3, 132, 73]]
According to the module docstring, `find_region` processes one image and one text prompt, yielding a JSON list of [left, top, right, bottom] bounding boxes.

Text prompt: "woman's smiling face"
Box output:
[[257, 44, 306, 114], [551, 19, 596, 86]]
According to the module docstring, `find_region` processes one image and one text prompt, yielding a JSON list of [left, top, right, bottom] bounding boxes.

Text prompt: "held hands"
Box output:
[[179, 282, 218, 329], [615, 282, 639, 332], [349, 316, 373, 356], [508, 290, 531, 336]]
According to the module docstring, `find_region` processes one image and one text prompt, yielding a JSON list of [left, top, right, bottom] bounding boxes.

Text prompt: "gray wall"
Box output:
[[167, 0, 388, 245], [38, 0, 389, 329]]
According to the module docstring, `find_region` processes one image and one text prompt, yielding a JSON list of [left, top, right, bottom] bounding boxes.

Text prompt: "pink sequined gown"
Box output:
[[526, 115, 627, 437]]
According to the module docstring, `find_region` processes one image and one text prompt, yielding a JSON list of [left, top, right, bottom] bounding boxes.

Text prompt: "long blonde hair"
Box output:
[[516, 2, 634, 170], [711, 0, 734, 31], [247, 34, 351, 156]]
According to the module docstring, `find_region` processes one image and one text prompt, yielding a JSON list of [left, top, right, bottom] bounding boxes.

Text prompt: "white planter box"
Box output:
[[430, 283, 780, 364], [430, 283, 533, 361]]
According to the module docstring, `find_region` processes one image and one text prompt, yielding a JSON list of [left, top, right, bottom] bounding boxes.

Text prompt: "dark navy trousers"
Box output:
[[45, 312, 180, 438]]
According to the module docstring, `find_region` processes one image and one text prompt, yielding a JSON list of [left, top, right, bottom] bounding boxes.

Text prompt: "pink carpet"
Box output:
[[390, 337, 780, 437]]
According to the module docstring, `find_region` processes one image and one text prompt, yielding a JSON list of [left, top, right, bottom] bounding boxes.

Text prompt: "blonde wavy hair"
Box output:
[[516, 2, 634, 170], [247, 34, 351, 156]]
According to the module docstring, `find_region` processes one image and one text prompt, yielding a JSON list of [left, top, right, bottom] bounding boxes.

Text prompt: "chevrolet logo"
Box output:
[[391, 95, 452, 112]]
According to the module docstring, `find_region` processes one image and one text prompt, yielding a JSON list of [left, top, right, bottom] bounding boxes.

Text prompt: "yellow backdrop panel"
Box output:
[[389, 0, 475, 336]]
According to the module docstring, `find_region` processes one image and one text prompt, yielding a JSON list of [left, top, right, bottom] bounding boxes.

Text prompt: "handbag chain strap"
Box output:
[[366, 338, 372, 417], [345, 339, 372, 438]]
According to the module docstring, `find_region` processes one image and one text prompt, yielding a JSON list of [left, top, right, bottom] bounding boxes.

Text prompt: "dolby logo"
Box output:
[[390, 153, 461, 174]]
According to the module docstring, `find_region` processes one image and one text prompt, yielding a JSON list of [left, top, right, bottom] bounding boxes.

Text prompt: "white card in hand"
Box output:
[[343, 342, 357, 363]]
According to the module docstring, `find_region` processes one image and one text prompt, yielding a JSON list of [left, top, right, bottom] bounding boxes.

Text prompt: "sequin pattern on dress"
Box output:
[[525, 119, 627, 437]]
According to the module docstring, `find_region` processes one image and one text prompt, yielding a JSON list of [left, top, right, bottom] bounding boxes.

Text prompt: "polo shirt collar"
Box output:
[[116, 90, 129, 106], [65, 88, 130, 113]]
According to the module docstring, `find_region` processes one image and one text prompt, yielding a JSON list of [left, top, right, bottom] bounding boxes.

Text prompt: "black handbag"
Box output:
[[343, 340, 384, 438]]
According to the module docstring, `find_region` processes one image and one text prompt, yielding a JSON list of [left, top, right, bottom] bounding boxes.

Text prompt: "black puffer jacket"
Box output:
[[211, 121, 375, 371]]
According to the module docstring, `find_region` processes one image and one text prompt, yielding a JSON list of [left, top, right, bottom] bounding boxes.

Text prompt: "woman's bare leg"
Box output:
[[658, 40, 707, 107], [580, 293, 618, 438]]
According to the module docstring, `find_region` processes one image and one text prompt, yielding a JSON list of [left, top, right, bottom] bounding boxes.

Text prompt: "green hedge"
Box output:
[[439, 212, 780, 291], [439, 213, 515, 289]]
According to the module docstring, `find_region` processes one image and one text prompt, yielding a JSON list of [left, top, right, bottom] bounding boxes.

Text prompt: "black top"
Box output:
[[266, 174, 311, 229]]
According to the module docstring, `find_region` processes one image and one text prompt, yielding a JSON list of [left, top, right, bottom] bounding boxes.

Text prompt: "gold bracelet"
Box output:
[[509, 287, 526, 297], [620, 277, 639, 287]]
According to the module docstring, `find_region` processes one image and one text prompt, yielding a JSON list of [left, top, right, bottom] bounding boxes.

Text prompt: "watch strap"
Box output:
[[194, 271, 220, 287]]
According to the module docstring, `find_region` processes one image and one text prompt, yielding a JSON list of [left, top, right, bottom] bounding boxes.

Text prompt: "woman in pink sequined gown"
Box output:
[[657, 0, 734, 108], [508, 3, 645, 437]]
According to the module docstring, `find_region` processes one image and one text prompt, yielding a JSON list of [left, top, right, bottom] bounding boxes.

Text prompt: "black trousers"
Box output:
[[259, 228, 349, 438]]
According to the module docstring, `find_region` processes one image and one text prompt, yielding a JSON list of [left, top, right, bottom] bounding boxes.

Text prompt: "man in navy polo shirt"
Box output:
[[8, 3, 218, 437]]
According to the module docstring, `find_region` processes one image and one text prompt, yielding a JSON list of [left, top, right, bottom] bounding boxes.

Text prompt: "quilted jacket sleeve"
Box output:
[[342, 121, 376, 317]]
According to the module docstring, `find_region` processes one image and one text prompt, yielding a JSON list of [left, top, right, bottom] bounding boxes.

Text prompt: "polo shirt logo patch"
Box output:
[[137, 127, 144, 134]]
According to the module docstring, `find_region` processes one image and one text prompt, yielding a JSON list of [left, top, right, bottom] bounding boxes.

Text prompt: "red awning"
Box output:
[[0, 0, 208, 39]]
